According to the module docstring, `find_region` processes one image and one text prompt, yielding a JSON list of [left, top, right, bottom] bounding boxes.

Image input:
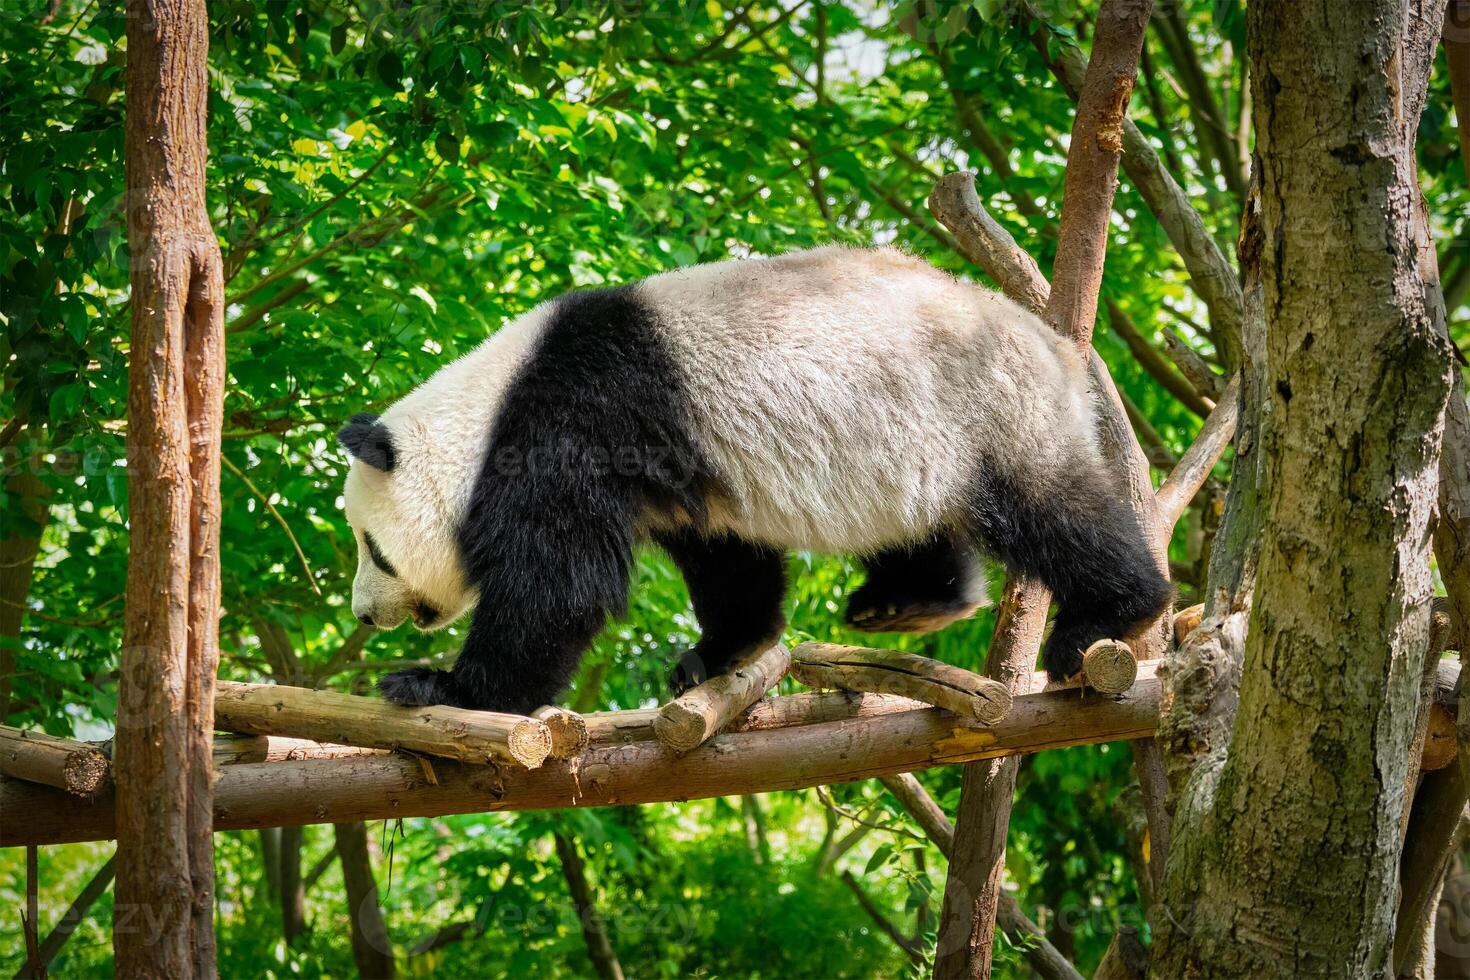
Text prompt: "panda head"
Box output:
[[338, 412, 477, 633]]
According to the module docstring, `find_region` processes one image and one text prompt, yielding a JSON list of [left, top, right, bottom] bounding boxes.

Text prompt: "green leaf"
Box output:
[[864, 843, 894, 875]]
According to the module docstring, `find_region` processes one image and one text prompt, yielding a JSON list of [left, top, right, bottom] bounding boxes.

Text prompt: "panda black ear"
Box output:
[[338, 413, 396, 471]]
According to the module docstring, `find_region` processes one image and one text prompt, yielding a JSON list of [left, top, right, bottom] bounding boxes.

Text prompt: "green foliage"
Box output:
[[2, 0, 1466, 976]]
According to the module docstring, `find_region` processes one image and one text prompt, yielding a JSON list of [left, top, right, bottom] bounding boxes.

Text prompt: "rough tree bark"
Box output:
[[115, 0, 226, 975], [1153, 1, 1452, 974], [933, 4, 1153, 976]]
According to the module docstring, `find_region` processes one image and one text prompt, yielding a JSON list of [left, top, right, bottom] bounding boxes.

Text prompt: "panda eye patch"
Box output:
[[363, 532, 399, 578]]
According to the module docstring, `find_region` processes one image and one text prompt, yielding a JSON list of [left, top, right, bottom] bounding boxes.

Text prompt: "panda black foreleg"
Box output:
[[655, 529, 788, 694], [378, 579, 621, 714], [380, 474, 638, 713], [846, 533, 987, 633], [969, 466, 1172, 682]]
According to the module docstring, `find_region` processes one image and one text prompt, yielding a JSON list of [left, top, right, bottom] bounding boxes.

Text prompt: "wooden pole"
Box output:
[[932, 3, 1154, 975], [211, 735, 390, 765], [118, 0, 225, 973], [653, 643, 790, 752], [0, 725, 109, 797], [878, 773, 1083, 980], [214, 680, 553, 769]]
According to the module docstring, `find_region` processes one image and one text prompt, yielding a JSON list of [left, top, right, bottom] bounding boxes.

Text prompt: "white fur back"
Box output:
[[638, 246, 1096, 554]]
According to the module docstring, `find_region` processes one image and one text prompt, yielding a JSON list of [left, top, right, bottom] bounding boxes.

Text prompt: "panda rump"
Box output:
[[337, 246, 1171, 713]]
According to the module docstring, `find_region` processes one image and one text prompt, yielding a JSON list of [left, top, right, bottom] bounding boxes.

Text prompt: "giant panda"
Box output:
[[337, 245, 1171, 713]]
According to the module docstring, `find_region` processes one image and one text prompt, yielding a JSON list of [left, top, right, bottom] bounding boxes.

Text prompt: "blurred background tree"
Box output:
[[0, 0, 1464, 975]]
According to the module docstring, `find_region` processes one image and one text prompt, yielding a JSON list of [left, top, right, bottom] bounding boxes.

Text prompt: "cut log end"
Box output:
[[62, 747, 111, 797], [1422, 704, 1457, 772], [1082, 640, 1138, 695], [965, 682, 1015, 727], [1172, 603, 1205, 647], [532, 706, 590, 760], [652, 702, 709, 754], [505, 719, 553, 770]]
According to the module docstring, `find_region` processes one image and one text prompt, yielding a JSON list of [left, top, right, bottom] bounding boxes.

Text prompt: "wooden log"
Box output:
[[1082, 640, 1138, 695], [790, 643, 1013, 725], [211, 735, 390, 765], [533, 706, 590, 760], [214, 680, 552, 769], [585, 690, 926, 745], [1, 668, 1166, 846], [653, 643, 790, 752], [0, 726, 109, 797]]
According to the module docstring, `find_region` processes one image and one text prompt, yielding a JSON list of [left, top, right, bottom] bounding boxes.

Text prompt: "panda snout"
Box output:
[[356, 611, 376, 627]]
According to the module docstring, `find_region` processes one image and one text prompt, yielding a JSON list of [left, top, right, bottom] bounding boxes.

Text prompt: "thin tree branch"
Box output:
[[18, 853, 117, 979], [1106, 299, 1215, 417], [879, 774, 1083, 980], [1025, 7, 1245, 367], [553, 832, 625, 980], [840, 870, 927, 964], [222, 456, 321, 595]]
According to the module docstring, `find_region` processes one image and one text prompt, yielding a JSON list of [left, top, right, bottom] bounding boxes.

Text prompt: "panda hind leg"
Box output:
[[846, 533, 988, 634], [655, 529, 788, 695], [967, 462, 1173, 682]]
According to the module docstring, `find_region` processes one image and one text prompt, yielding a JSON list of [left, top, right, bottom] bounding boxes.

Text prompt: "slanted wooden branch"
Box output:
[[791, 643, 1013, 725], [214, 680, 552, 769], [653, 642, 790, 752], [585, 689, 926, 746], [0, 725, 109, 797]]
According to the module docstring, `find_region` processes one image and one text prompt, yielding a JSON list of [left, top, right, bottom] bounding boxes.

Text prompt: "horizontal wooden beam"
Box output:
[[2, 668, 1163, 846], [1, 659, 1457, 847]]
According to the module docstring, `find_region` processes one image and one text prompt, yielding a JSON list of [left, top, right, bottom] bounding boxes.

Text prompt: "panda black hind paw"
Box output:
[[668, 651, 710, 696], [1041, 645, 1085, 684], [379, 667, 459, 708]]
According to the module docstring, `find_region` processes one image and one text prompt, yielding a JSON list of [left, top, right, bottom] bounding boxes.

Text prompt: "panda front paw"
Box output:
[[379, 667, 460, 708]]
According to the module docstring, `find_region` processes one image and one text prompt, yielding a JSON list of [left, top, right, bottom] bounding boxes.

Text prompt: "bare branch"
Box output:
[[1154, 375, 1241, 528]]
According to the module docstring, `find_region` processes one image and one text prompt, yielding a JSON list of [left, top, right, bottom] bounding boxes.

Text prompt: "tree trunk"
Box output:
[[116, 0, 225, 975], [279, 825, 307, 946], [1153, 1, 1452, 974], [334, 822, 395, 979], [553, 831, 625, 980], [0, 471, 50, 722]]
